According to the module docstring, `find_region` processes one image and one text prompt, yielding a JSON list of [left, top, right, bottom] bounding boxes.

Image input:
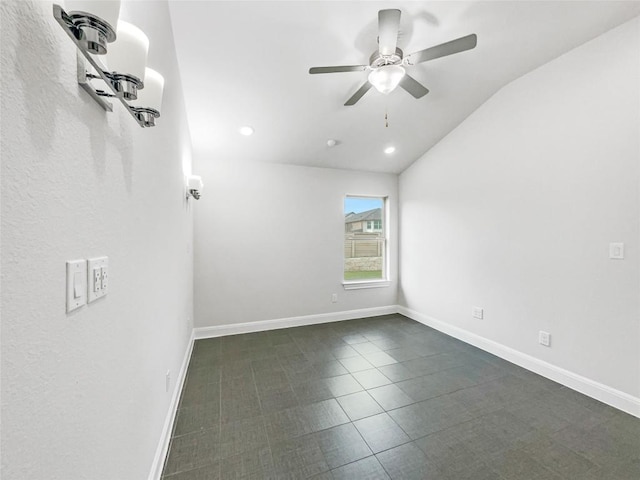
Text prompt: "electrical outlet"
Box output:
[[165, 370, 171, 392], [87, 257, 108, 302], [609, 243, 624, 259], [331, 293, 338, 303], [539, 331, 551, 347], [100, 266, 108, 291], [472, 306, 484, 319]]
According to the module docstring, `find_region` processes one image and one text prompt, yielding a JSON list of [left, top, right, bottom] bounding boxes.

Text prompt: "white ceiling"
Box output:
[[168, 1, 640, 174]]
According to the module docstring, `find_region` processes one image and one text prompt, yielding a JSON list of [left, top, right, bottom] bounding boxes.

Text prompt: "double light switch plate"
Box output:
[[66, 257, 109, 313]]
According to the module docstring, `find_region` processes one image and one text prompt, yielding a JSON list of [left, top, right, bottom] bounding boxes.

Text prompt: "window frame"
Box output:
[[342, 195, 390, 290]]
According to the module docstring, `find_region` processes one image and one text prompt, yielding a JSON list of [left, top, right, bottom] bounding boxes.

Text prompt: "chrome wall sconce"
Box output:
[[130, 68, 164, 127], [53, 2, 164, 128], [186, 175, 204, 200]]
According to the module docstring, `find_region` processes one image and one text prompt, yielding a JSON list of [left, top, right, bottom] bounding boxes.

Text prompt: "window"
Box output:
[[344, 196, 388, 287], [365, 220, 382, 232]]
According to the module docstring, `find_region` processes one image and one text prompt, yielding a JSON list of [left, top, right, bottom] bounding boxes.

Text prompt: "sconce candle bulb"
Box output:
[[63, 0, 121, 54], [105, 21, 149, 100], [129, 68, 164, 127]]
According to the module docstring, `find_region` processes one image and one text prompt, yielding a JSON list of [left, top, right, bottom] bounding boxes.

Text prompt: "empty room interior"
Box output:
[[2, 1, 640, 479]]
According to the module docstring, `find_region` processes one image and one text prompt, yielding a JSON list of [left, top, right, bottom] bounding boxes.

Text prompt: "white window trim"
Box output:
[[343, 195, 389, 288], [342, 279, 391, 290]]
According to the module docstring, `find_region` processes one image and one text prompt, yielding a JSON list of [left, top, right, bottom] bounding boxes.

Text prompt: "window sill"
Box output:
[[342, 280, 391, 290]]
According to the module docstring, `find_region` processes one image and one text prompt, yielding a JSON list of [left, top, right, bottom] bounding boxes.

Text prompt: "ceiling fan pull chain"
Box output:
[[385, 109, 389, 128]]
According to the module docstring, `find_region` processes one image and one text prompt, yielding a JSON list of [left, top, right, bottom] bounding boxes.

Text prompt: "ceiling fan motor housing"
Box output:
[[370, 47, 403, 68]]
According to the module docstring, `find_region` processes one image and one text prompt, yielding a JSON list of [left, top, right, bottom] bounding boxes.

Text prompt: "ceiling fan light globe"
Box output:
[[368, 65, 405, 94]]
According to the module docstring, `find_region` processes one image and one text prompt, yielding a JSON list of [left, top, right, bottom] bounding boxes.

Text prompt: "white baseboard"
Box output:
[[194, 305, 398, 339], [148, 329, 195, 480], [398, 306, 640, 418]]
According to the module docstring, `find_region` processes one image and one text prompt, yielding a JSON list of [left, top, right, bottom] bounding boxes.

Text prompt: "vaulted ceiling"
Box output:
[[168, 1, 640, 174]]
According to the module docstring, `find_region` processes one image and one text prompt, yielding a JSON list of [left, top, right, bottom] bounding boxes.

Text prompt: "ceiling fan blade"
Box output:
[[344, 82, 372, 106], [399, 74, 429, 99], [378, 9, 401, 56], [406, 34, 477, 64], [309, 65, 368, 74]]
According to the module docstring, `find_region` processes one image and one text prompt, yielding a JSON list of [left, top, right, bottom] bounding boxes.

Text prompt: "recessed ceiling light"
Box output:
[[384, 146, 396, 154], [239, 126, 254, 136], [327, 139, 337, 147]]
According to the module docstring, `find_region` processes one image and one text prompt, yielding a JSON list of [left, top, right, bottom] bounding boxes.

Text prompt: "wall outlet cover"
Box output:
[[609, 242, 624, 259], [539, 331, 551, 347], [87, 257, 108, 303]]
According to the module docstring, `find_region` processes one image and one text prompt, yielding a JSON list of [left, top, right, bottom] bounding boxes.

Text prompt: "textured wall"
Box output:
[[1, 1, 194, 479], [194, 160, 398, 327], [399, 17, 640, 399]]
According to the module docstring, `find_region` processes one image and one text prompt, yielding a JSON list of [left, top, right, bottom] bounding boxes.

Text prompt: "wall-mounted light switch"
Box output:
[[88, 257, 108, 302], [66, 260, 87, 313]]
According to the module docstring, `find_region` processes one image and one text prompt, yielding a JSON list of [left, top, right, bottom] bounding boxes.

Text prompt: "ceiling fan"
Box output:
[[309, 9, 477, 106]]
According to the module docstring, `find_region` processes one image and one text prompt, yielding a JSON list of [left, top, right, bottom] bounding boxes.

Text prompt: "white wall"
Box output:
[[194, 160, 398, 327], [399, 17, 640, 404], [1, 1, 193, 479]]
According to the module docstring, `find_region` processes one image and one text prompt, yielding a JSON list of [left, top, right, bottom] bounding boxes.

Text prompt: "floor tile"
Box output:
[[352, 368, 392, 389], [218, 446, 273, 479], [163, 428, 220, 476], [330, 456, 390, 480], [162, 462, 220, 480], [257, 385, 299, 414], [313, 360, 349, 378], [361, 351, 398, 367], [324, 374, 363, 397], [180, 381, 221, 408], [291, 378, 334, 405], [341, 334, 369, 344], [519, 434, 596, 477], [338, 355, 374, 373], [367, 384, 414, 411], [253, 368, 290, 392], [490, 448, 563, 480], [173, 401, 220, 437], [336, 391, 383, 421], [354, 412, 411, 453], [376, 442, 439, 480], [389, 395, 473, 439], [301, 398, 350, 433], [312, 423, 372, 469], [351, 342, 384, 355], [384, 347, 422, 363], [264, 406, 311, 442], [220, 387, 261, 424], [330, 344, 360, 359], [377, 362, 421, 382], [270, 434, 329, 478], [218, 416, 268, 460], [396, 370, 472, 402], [371, 338, 403, 351]]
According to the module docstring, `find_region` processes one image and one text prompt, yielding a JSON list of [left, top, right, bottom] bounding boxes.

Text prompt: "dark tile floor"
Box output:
[[161, 314, 640, 479]]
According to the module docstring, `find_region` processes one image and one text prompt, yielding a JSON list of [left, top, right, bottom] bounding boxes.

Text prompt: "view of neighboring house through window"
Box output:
[[344, 196, 386, 281]]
